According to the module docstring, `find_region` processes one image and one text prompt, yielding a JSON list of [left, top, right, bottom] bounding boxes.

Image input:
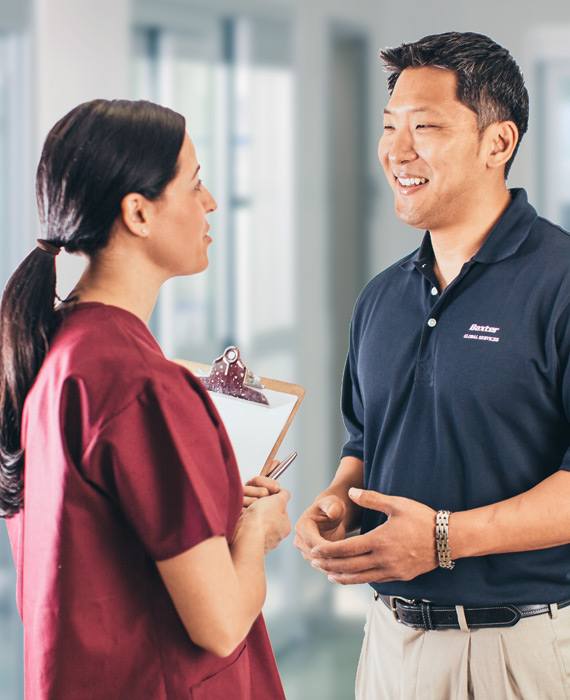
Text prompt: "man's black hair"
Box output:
[[380, 32, 529, 178]]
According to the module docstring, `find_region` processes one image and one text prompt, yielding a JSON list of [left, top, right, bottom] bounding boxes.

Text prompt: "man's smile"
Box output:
[[397, 176, 428, 187], [394, 174, 430, 192]]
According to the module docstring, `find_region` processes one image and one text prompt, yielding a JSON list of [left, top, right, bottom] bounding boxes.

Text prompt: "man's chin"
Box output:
[[394, 205, 428, 230]]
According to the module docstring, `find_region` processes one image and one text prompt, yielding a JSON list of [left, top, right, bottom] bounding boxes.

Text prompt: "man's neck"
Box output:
[[431, 188, 512, 290]]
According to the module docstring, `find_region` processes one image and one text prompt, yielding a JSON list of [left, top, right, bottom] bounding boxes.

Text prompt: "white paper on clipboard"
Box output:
[[174, 348, 305, 481], [207, 389, 299, 481]]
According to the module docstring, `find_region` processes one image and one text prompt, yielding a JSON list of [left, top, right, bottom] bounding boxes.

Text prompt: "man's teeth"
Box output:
[[398, 177, 427, 186]]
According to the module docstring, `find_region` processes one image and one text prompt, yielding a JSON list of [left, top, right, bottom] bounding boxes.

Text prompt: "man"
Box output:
[[295, 31, 570, 698]]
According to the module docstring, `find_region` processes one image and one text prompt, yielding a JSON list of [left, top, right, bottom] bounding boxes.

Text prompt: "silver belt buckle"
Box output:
[[389, 595, 416, 624]]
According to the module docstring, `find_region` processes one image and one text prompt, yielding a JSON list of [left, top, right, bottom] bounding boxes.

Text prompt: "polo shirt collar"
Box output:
[[400, 188, 537, 272]]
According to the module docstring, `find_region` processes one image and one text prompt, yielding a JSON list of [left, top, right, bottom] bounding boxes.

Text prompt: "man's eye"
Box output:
[[383, 125, 394, 131], [195, 179, 203, 191]]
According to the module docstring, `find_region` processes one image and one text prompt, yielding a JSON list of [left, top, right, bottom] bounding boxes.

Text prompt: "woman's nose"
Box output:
[[202, 186, 217, 214]]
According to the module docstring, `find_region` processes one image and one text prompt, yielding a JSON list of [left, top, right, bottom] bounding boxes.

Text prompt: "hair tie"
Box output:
[[37, 239, 62, 256]]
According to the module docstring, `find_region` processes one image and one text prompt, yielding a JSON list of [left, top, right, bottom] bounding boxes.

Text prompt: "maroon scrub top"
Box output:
[[6, 302, 285, 699]]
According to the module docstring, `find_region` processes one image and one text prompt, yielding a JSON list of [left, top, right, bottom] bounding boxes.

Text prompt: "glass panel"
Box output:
[[0, 38, 9, 289], [133, 26, 228, 359], [0, 30, 26, 700], [159, 40, 223, 355], [250, 66, 295, 336], [0, 526, 21, 700], [133, 20, 295, 358], [539, 60, 570, 231], [131, 16, 297, 649], [559, 76, 570, 231], [232, 19, 295, 349]]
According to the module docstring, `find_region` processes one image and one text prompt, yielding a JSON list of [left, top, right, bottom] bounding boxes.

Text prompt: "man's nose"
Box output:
[[389, 129, 417, 164]]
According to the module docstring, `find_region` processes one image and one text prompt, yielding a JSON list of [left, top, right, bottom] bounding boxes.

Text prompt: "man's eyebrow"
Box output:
[[192, 165, 201, 179], [383, 107, 442, 115]]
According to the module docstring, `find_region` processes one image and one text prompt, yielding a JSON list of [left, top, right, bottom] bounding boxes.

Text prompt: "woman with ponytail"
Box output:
[[0, 99, 289, 699]]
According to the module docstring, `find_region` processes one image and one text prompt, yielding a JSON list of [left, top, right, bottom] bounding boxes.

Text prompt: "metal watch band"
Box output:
[[435, 510, 455, 570]]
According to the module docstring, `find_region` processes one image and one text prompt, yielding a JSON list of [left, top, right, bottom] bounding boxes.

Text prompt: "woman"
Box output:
[[0, 99, 290, 698]]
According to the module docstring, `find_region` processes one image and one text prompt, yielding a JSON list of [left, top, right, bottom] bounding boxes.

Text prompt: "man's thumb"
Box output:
[[348, 487, 392, 513], [318, 496, 344, 520]]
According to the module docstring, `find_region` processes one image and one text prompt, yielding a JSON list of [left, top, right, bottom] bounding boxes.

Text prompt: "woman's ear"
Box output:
[[486, 120, 519, 172], [120, 193, 150, 238]]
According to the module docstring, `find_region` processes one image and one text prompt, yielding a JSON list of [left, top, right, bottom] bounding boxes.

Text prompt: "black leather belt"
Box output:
[[377, 593, 570, 630]]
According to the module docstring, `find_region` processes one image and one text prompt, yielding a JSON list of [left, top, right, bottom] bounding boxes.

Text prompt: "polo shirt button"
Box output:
[[431, 287, 438, 296], [427, 318, 437, 327]]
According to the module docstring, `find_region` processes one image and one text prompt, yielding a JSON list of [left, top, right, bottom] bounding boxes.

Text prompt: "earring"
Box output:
[[142, 228, 147, 234]]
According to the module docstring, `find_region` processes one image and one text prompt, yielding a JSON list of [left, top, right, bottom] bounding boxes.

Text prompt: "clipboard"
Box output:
[[174, 347, 305, 481]]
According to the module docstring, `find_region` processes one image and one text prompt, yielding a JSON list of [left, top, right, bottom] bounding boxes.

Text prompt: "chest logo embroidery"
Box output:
[[463, 323, 501, 343]]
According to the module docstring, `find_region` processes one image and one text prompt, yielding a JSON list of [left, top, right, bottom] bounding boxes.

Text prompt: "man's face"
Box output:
[[378, 66, 489, 233]]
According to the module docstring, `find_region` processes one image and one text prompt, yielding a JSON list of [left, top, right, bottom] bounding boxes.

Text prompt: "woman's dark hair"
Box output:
[[380, 31, 529, 178], [0, 99, 186, 517]]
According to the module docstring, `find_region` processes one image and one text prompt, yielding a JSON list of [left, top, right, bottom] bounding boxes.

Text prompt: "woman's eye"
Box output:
[[383, 125, 394, 131], [195, 179, 203, 191]]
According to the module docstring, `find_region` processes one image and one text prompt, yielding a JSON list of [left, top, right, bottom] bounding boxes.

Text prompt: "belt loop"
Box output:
[[421, 602, 435, 631], [549, 603, 559, 619], [455, 605, 469, 632]]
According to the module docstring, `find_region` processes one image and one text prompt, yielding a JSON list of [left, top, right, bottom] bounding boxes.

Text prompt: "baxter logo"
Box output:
[[464, 323, 501, 343], [468, 324, 500, 333]]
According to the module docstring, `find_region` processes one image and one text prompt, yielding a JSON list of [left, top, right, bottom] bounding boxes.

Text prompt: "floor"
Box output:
[[276, 617, 365, 700]]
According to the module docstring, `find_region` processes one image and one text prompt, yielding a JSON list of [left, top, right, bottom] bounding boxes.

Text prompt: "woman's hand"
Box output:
[[239, 488, 291, 554], [242, 462, 280, 509]]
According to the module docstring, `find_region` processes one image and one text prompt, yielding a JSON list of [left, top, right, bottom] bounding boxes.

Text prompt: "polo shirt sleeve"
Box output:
[[341, 318, 365, 461], [81, 378, 235, 562]]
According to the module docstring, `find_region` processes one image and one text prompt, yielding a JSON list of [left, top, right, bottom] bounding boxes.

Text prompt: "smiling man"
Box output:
[[295, 32, 570, 698]]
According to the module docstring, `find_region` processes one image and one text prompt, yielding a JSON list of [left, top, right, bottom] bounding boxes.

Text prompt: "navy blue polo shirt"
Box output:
[[341, 188, 570, 605]]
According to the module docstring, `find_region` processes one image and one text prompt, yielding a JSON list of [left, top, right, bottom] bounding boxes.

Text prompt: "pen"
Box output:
[[267, 451, 297, 480]]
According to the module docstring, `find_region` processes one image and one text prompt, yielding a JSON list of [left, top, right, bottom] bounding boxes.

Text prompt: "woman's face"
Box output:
[[146, 134, 217, 278]]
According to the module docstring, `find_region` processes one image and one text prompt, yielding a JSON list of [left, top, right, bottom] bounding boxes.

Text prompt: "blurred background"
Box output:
[[1, 0, 570, 697]]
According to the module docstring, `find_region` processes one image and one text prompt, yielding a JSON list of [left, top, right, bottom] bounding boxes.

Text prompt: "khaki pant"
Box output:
[[355, 595, 570, 699]]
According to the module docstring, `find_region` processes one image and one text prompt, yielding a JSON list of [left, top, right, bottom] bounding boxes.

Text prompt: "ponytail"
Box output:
[[0, 97, 185, 518], [0, 245, 60, 517]]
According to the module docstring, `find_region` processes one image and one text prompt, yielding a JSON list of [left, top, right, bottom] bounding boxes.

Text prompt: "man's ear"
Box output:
[[486, 121, 519, 171], [120, 193, 150, 238]]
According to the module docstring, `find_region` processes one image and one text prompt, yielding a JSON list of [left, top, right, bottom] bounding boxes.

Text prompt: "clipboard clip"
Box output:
[[199, 346, 269, 405]]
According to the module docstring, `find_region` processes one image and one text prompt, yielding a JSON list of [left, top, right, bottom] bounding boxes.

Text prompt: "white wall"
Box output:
[[34, 0, 131, 149], [32, 0, 132, 294]]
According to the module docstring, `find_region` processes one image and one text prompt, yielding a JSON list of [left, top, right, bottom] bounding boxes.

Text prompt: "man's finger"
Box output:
[[311, 553, 373, 575], [311, 531, 374, 559], [320, 498, 344, 521], [294, 520, 329, 553], [348, 487, 395, 514], [294, 533, 316, 557], [327, 568, 389, 585], [309, 496, 344, 522]]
